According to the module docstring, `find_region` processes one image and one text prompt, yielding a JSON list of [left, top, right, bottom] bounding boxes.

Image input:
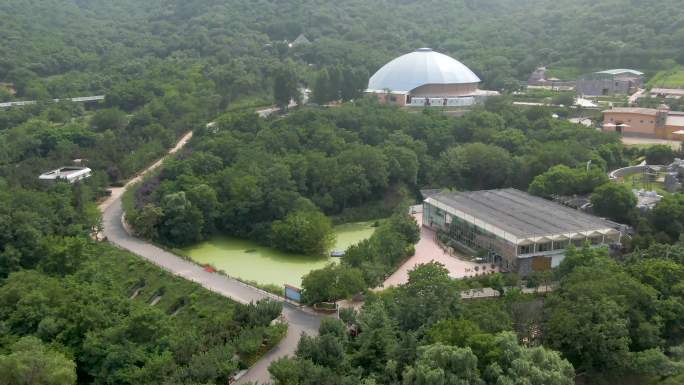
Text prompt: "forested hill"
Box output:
[[1, 0, 683, 99]]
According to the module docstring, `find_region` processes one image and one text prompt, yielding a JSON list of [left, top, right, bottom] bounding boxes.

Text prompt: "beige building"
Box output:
[[602, 104, 684, 140]]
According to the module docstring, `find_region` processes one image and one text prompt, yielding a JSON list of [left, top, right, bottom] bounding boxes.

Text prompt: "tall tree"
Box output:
[[590, 183, 636, 223], [271, 209, 335, 256], [273, 64, 300, 110], [394, 262, 460, 331], [0, 336, 76, 385], [402, 343, 484, 385]]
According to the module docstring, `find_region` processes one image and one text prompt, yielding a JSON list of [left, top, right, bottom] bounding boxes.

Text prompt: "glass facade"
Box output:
[[424, 202, 516, 267], [423, 201, 618, 273]]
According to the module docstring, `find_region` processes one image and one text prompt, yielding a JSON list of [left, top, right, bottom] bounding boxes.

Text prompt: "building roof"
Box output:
[[425, 188, 619, 244], [420, 189, 443, 199], [39, 167, 92, 182], [569, 117, 593, 127], [596, 69, 644, 76], [666, 115, 684, 127], [651, 88, 684, 96], [292, 34, 310, 46], [602, 107, 658, 116], [367, 48, 480, 93]]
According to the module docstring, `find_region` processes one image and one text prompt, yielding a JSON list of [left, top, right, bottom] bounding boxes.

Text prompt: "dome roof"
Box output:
[[368, 48, 480, 92]]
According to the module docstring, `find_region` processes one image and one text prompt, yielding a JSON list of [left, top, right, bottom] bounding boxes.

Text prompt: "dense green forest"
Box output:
[[2, 0, 683, 102], [268, 246, 684, 385], [3, 0, 684, 187], [2, 1, 684, 384], [0, 181, 285, 384], [123, 96, 684, 384], [125, 98, 625, 249]]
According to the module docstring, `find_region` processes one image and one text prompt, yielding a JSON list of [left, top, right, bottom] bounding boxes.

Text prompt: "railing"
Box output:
[[408, 96, 476, 107], [0, 95, 105, 108]]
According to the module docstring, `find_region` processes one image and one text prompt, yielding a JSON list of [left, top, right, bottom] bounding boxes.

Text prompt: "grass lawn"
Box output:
[[648, 66, 684, 88], [514, 89, 575, 104], [546, 66, 582, 80]]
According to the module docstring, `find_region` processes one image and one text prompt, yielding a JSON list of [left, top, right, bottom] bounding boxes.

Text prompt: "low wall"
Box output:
[[609, 162, 675, 180], [609, 164, 649, 180]]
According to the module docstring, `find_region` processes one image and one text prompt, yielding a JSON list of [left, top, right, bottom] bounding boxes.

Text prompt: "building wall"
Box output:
[[603, 111, 684, 139], [664, 124, 684, 140], [423, 200, 619, 275], [371, 92, 407, 106], [410, 83, 479, 97], [603, 112, 657, 136], [408, 96, 476, 107], [577, 75, 642, 96], [423, 201, 517, 271]]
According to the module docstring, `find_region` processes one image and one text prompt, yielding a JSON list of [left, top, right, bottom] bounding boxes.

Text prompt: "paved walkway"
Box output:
[[0, 94, 105, 108], [628, 88, 645, 104], [100, 115, 321, 384], [381, 214, 498, 288], [99, 131, 192, 212]]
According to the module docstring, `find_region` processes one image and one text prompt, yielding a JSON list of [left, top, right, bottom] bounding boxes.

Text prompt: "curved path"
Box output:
[[100, 122, 321, 384]]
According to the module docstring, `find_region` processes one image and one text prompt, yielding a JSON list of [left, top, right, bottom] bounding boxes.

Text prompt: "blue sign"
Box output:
[[284, 284, 302, 303]]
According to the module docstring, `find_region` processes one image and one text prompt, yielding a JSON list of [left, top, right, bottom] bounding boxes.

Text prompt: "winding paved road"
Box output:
[[100, 113, 321, 384]]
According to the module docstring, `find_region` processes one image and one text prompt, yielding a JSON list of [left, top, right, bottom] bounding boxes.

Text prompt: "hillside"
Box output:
[[1, 0, 683, 99]]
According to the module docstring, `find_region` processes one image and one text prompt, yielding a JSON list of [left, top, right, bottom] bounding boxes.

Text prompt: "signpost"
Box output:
[[284, 284, 302, 303]]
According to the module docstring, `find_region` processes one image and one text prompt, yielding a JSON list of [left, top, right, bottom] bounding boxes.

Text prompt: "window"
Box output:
[[537, 242, 552, 252], [553, 240, 569, 250], [518, 245, 533, 255], [590, 236, 603, 245], [640, 120, 644, 123]]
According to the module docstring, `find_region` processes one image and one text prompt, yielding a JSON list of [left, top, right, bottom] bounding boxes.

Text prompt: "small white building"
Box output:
[[39, 167, 92, 183]]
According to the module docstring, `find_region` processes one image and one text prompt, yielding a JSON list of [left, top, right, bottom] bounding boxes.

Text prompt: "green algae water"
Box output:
[[182, 221, 378, 287]]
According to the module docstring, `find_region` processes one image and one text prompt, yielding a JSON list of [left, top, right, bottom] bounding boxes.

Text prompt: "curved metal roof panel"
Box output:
[[595, 68, 644, 76], [367, 48, 480, 92]]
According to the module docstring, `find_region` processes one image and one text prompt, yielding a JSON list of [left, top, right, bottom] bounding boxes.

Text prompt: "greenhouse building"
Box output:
[[423, 189, 622, 275]]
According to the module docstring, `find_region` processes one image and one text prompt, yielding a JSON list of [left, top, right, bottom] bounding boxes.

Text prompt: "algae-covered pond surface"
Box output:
[[182, 221, 377, 287]]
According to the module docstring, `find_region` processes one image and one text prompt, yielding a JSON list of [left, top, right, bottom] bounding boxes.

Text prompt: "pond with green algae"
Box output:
[[182, 221, 378, 287]]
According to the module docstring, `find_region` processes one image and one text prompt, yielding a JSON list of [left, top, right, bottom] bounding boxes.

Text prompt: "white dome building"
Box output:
[[367, 48, 495, 107]]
